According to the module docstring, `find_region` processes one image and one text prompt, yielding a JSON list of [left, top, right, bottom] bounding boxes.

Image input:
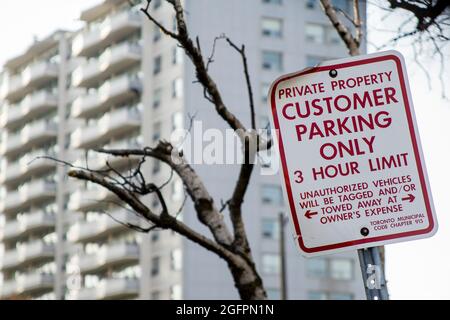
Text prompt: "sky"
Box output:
[[0, 1, 448, 299]]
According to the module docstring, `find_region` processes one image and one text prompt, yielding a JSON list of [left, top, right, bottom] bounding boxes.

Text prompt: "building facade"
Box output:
[[0, 0, 366, 300]]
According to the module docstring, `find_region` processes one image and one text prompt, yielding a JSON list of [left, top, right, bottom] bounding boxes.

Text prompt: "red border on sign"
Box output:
[[270, 54, 435, 253]]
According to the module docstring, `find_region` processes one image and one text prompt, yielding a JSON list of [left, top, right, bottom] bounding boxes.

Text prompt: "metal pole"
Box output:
[[358, 246, 389, 300], [279, 212, 287, 300]]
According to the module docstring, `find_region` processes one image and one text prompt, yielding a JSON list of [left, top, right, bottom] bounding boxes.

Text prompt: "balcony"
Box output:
[[74, 278, 139, 300], [16, 273, 54, 297], [71, 74, 142, 118], [0, 211, 55, 242], [1, 148, 57, 185], [2, 179, 56, 214], [0, 279, 17, 298], [1, 91, 58, 129], [68, 210, 140, 243], [71, 107, 141, 149], [76, 243, 139, 274], [0, 273, 54, 299], [2, 61, 58, 101], [73, 136, 141, 171], [1, 241, 54, 271], [1, 119, 57, 157], [68, 185, 115, 212], [72, 11, 141, 57], [72, 42, 141, 88]]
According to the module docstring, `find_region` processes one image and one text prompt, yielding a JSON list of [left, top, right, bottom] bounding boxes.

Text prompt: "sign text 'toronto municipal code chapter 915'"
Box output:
[[269, 50, 437, 257]]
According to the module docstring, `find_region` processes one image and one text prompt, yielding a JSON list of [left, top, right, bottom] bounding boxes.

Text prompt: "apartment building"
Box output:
[[0, 0, 366, 300], [0, 30, 69, 299]]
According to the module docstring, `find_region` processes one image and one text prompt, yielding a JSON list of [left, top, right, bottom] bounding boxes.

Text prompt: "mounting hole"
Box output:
[[329, 69, 338, 78], [360, 227, 369, 237]]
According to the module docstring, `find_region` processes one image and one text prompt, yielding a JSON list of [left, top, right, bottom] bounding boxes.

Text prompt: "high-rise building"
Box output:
[[0, 29, 71, 299], [0, 0, 366, 300]]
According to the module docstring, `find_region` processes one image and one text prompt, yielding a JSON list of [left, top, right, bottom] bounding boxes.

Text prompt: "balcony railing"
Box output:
[[2, 179, 56, 214], [1, 148, 57, 185], [73, 278, 139, 300], [72, 42, 141, 87], [72, 11, 141, 57], [1, 119, 57, 157], [1, 91, 58, 128], [68, 185, 115, 212], [2, 61, 58, 101], [76, 243, 139, 274], [72, 136, 141, 170], [71, 74, 142, 118], [1, 241, 54, 271], [0, 273, 54, 298], [67, 209, 140, 243], [71, 106, 141, 149], [0, 211, 55, 242]]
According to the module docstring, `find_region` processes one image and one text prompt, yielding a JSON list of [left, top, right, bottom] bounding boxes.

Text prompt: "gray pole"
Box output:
[[358, 246, 389, 300], [279, 212, 287, 300]]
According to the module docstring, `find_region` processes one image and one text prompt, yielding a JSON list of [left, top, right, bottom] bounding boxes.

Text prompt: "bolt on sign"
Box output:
[[269, 51, 438, 257]]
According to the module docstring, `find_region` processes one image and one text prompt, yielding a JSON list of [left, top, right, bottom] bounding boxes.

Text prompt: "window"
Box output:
[[152, 159, 161, 174], [172, 15, 177, 32], [267, 288, 281, 300], [262, 218, 279, 239], [261, 83, 270, 101], [151, 231, 159, 242], [170, 249, 182, 271], [172, 46, 183, 65], [153, 0, 162, 9], [153, 25, 161, 42], [172, 111, 183, 131], [262, 18, 282, 38], [332, 0, 349, 12], [172, 179, 183, 201], [330, 258, 353, 280], [306, 258, 328, 278], [308, 291, 328, 300], [170, 284, 182, 300], [151, 195, 160, 209], [153, 55, 162, 75], [172, 78, 183, 98], [260, 115, 271, 134], [151, 256, 160, 276], [329, 292, 353, 300], [153, 88, 162, 108], [306, 0, 316, 9], [305, 24, 325, 44], [152, 122, 161, 143], [261, 185, 283, 205], [262, 253, 280, 274], [262, 0, 282, 4], [262, 51, 282, 71], [327, 27, 341, 45], [306, 55, 324, 67]]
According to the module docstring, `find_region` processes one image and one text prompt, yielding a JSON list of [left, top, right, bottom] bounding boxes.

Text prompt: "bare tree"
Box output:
[[320, 0, 363, 56], [385, 0, 449, 35], [371, 0, 449, 97], [65, 0, 271, 300]]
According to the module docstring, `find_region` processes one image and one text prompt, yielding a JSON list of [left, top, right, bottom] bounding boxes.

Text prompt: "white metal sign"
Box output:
[[269, 51, 437, 257]]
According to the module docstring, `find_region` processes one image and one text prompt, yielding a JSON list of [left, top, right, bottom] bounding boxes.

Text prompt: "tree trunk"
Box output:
[[228, 257, 267, 300]]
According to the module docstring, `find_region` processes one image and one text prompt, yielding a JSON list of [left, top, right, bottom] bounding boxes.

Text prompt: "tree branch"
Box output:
[[320, 0, 361, 55], [67, 168, 234, 262], [97, 141, 234, 247], [225, 37, 256, 130]]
